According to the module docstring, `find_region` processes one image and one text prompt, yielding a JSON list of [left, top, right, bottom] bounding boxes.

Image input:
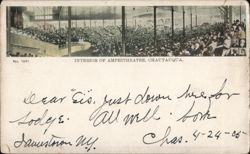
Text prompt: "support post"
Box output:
[[58, 7, 61, 29], [190, 7, 192, 31], [195, 6, 197, 27], [68, 6, 71, 56], [75, 7, 78, 28], [7, 7, 11, 54], [240, 5, 242, 23], [89, 8, 91, 28], [121, 6, 126, 56], [114, 7, 116, 26], [153, 6, 157, 46], [171, 6, 174, 37], [183, 6, 185, 37], [43, 7, 46, 29]]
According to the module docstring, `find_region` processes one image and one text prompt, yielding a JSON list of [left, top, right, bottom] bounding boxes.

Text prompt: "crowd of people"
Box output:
[[11, 26, 67, 48], [123, 19, 246, 56], [10, 19, 246, 56]]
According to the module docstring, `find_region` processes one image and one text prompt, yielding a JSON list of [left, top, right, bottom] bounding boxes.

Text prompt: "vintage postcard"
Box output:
[[0, 0, 249, 153]]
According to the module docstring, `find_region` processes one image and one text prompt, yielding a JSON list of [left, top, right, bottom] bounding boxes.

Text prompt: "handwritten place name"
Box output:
[[14, 133, 99, 152], [14, 133, 72, 148], [75, 135, 99, 152]]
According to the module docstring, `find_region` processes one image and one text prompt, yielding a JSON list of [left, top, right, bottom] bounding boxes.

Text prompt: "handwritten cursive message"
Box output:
[[8, 78, 246, 152]]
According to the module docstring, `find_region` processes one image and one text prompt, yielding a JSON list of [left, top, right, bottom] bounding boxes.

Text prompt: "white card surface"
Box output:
[[1, 0, 249, 153]]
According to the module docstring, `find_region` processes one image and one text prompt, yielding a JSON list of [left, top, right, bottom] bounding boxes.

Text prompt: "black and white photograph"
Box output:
[[6, 5, 247, 57]]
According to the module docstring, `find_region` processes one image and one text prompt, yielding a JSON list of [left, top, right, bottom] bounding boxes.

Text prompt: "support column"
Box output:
[[102, 8, 105, 27], [89, 8, 92, 28], [240, 5, 242, 23], [58, 7, 61, 29], [133, 7, 136, 28], [121, 6, 126, 56], [68, 6, 72, 56], [114, 7, 116, 26], [195, 6, 197, 27], [75, 7, 78, 28], [183, 6, 185, 37], [153, 6, 157, 46], [125, 17, 127, 28], [171, 6, 174, 37], [7, 7, 11, 54], [43, 7, 46, 29], [190, 7, 192, 31]]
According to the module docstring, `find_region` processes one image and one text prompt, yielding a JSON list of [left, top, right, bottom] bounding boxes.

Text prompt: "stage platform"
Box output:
[[10, 33, 91, 57]]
